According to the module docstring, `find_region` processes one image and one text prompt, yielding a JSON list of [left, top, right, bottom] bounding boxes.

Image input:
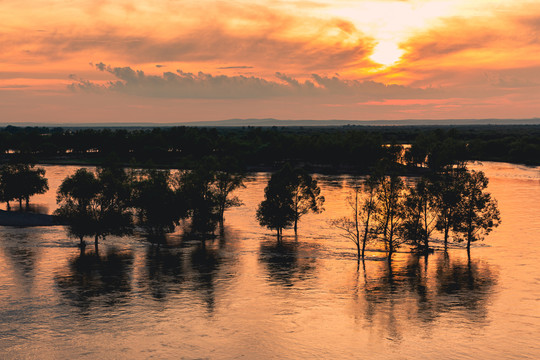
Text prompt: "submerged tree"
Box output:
[[374, 174, 407, 260], [55, 168, 101, 248], [453, 170, 501, 255], [55, 167, 133, 250], [431, 165, 468, 248], [92, 167, 134, 245], [402, 178, 438, 253], [176, 161, 245, 236], [214, 170, 245, 225], [178, 166, 220, 235], [131, 169, 182, 242], [290, 168, 325, 234], [256, 168, 296, 240], [331, 176, 377, 260], [0, 164, 48, 210], [257, 164, 324, 239]]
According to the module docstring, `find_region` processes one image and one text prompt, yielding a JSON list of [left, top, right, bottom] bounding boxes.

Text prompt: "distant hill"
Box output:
[[176, 118, 540, 127], [2, 118, 540, 128]]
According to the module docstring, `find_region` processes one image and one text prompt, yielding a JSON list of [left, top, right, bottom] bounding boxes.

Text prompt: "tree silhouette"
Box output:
[[290, 168, 325, 234], [374, 174, 407, 260], [131, 169, 181, 242], [92, 167, 134, 247], [0, 164, 48, 210], [214, 170, 245, 225], [178, 166, 220, 236], [453, 170, 501, 255], [402, 177, 438, 253], [55, 168, 101, 248], [431, 165, 467, 248], [256, 168, 296, 241], [55, 167, 133, 250], [331, 176, 377, 260]]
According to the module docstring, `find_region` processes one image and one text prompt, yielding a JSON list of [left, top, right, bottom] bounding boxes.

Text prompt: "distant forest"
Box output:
[[0, 125, 539, 171]]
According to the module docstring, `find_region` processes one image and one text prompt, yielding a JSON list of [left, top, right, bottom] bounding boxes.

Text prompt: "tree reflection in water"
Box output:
[[190, 241, 221, 313], [435, 254, 497, 316], [358, 252, 497, 340], [139, 225, 236, 313], [54, 248, 134, 312], [141, 244, 185, 301], [258, 237, 317, 287], [2, 233, 41, 291]]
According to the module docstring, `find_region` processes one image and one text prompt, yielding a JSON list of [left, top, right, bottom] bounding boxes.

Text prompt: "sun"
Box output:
[[370, 40, 404, 67]]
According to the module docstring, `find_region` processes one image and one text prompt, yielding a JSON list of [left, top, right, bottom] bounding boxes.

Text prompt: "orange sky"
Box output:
[[1, 0, 540, 123]]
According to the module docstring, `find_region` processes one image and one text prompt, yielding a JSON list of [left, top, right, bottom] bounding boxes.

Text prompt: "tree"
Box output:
[[431, 165, 467, 248], [55, 167, 133, 251], [264, 164, 324, 234], [0, 166, 14, 210], [175, 158, 245, 235], [256, 168, 296, 241], [453, 170, 501, 255], [0, 164, 48, 210], [131, 169, 181, 242], [331, 176, 377, 260], [178, 166, 220, 235], [55, 168, 101, 247], [92, 166, 134, 246], [402, 177, 438, 253], [290, 168, 325, 234], [214, 170, 245, 225], [374, 174, 407, 260]]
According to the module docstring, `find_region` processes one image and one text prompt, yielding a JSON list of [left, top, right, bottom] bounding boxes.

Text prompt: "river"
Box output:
[[0, 161, 539, 359]]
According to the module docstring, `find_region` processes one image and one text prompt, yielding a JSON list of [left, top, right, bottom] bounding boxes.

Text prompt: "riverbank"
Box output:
[[0, 210, 63, 226]]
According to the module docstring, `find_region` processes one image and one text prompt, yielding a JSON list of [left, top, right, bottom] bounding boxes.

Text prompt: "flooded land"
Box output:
[[0, 162, 539, 359]]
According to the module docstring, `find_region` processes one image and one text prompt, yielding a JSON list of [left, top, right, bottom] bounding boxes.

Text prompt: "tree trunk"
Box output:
[[362, 235, 367, 259], [362, 217, 370, 259], [388, 229, 394, 260], [79, 236, 86, 252], [294, 218, 298, 234], [423, 208, 429, 253], [354, 189, 360, 258], [444, 225, 449, 249], [18, 198, 22, 210], [94, 235, 99, 254], [387, 216, 394, 259], [6, 201, 10, 211]]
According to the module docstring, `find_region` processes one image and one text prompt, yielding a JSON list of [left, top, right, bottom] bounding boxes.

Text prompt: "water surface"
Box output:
[[0, 162, 539, 359]]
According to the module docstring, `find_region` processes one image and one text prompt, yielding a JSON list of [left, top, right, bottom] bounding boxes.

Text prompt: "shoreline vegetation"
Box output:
[[0, 125, 538, 170]]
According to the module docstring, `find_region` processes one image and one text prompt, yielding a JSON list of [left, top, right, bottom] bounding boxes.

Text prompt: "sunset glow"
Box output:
[[1, 0, 540, 123]]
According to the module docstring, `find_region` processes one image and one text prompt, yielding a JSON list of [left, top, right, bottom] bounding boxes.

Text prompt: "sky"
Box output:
[[1, 0, 540, 124]]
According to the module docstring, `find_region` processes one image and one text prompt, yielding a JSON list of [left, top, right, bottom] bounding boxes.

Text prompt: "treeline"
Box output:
[[1, 125, 539, 170], [330, 163, 500, 260], [256, 160, 500, 260], [52, 161, 245, 251], [0, 157, 500, 260]]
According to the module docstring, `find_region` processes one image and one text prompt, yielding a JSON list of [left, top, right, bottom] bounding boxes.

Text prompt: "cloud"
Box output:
[[400, 3, 540, 64], [0, 2, 375, 73], [217, 66, 254, 70], [68, 63, 442, 101]]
